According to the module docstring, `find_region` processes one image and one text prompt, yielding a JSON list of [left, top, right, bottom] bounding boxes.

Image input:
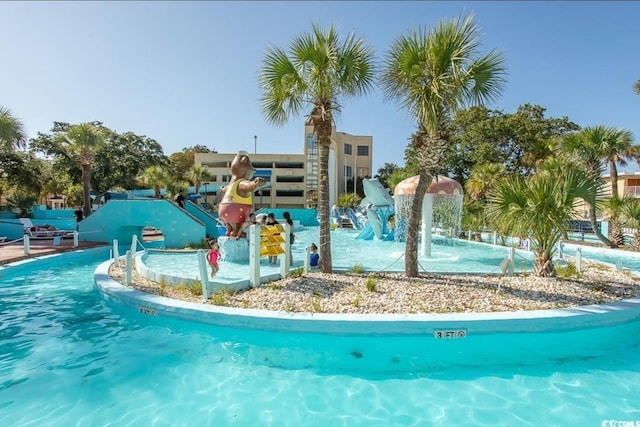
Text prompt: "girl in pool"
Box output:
[[207, 240, 220, 277]]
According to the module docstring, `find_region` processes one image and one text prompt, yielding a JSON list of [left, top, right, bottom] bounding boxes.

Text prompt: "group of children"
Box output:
[[207, 211, 321, 276]]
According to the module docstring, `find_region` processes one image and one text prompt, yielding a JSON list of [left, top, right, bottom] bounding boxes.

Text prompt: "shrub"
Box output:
[[365, 276, 377, 292]]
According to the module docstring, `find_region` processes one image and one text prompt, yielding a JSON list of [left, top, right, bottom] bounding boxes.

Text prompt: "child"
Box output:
[[309, 243, 319, 268], [266, 213, 279, 264], [238, 212, 256, 239], [283, 211, 294, 264], [207, 240, 220, 277]]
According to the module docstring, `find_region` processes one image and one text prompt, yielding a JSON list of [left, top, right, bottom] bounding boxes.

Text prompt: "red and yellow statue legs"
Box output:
[[218, 203, 251, 236]]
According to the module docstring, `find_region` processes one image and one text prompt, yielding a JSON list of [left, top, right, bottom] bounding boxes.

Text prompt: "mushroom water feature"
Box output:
[[393, 175, 464, 256]]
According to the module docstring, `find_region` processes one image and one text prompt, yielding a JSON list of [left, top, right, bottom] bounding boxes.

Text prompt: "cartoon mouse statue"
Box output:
[[217, 151, 266, 238]]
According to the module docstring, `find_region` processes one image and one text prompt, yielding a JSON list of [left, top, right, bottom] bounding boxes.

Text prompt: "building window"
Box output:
[[344, 144, 352, 155], [357, 145, 369, 156], [345, 165, 352, 177]]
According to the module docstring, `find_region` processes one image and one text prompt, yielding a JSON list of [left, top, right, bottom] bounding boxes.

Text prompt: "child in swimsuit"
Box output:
[[207, 240, 220, 277]]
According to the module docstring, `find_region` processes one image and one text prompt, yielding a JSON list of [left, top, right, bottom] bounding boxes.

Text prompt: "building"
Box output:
[[602, 171, 640, 198], [194, 124, 373, 209]]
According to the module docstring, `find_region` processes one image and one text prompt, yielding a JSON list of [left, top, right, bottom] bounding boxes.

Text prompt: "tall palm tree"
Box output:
[[381, 15, 506, 277], [634, 78, 640, 95], [600, 127, 634, 198], [138, 165, 169, 200], [259, 23, 376, 273], [560, 126, 633, 247], [620, 198, 640, 250], [0, 106, 26, 151], [487, 160, 600, 277], [188, 165, 211, 198], [57, 123, 104, 217]]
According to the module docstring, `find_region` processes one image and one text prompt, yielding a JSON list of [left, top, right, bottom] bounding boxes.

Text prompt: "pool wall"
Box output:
[[94, 259, 640, 337]]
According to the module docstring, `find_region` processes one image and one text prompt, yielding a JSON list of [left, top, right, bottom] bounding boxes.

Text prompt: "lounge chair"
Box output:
[[19, 218, 74, 239]]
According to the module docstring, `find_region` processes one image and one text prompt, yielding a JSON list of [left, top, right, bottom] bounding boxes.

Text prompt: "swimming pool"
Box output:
[[139, 227, 535, 286], [1, 248, 640, 426]]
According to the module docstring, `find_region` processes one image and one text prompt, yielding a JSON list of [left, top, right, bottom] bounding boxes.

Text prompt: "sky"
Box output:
[[1, 1, 639, 174]]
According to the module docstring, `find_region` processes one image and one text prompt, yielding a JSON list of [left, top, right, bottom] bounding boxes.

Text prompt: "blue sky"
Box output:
[[1, 1, 639, 174]]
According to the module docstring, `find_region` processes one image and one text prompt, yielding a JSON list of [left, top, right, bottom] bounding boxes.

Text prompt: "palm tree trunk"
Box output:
[[317, 139, 332, 273], [610, 160, 619, 198], [633, 232, 640, 251], [588, 203, 616, 248], [82, 166, 92, 218], [610, 218, 625, 246], [405, 172, 432, 277], [533, 251, 555, 277]]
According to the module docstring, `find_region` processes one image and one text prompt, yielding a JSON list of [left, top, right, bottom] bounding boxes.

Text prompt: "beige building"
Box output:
[[194, 124, 373, 209], [602, 171, 640, 198]]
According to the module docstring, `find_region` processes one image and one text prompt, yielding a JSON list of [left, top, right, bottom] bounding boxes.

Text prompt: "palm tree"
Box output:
[[620, 198, 640, 249], [381, 15, 506, 277], [634, 78, 640, 95], [487, 160, 600, 277], [259, 23, 376, 273], [57, 123, 104, 217], [0, 106, 26, 151], [138, 165, 169, 199], [465, 163, 506, 201], [188, 165, 211, 199], [601, 127, 635, 198], [602, 195, 629, 247], [560, 126, 634, 247]]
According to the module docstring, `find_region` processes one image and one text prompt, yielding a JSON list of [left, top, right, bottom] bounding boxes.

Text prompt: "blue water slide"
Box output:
[[355, 223, 375, 240]]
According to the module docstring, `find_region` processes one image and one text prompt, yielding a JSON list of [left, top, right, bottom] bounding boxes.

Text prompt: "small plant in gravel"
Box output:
[[267, 282, 283, 291], [290, 267, 304, 278], [176, 281, 202, 296], [365, 276, 377, 292], [555, 261, 581, 278], [351, 297, 361, 308], [352, 263, 364, 274], [309, 296, 322, 312], [211, 289, 233, 306], [158, 278, 168, 296]]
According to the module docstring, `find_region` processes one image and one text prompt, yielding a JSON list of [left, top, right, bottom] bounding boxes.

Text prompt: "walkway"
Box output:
[[0, 238, 106, 265]]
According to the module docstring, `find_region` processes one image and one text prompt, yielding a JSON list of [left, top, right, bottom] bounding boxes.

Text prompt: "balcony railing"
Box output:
[[624, 186, 640, 197]]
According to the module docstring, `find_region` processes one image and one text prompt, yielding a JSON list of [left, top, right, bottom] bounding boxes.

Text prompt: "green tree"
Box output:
[[620, 198, 640, 249], [188, 165, 212, 197], [138, 165, 170, 199], [30, 122, 167, 205], [381, 15, 506, 277], [599, 127, 635, 198], [0, 106, 26, 151], [336, 192, 362, 209], [56, 123, 105, 217], [634, 78, 640, 95], [487, 160, 600, 277], [374, 162, 400, 190], [259, 23, 375, 273], [560, 126, 634, 248], [465, 163, 506, 201], [441, 104, 578, 187], [168, 145, 214, 182]]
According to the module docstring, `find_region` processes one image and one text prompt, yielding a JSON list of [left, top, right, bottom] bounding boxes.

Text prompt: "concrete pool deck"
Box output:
[[0, 238, 106, 265]]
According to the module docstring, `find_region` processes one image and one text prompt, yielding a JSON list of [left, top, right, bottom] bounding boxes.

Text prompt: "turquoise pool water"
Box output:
[[141, 227, 535, 284], [1, 248, 640, 426]]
